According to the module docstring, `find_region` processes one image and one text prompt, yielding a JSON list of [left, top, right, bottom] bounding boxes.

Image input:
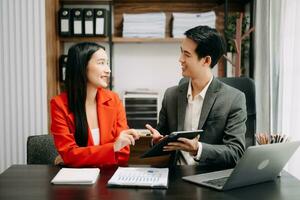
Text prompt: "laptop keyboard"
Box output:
[[203, 177, 229, 187]]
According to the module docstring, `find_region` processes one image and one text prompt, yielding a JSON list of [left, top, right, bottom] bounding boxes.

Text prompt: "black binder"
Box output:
[[71, 8, 83, 36], [83, 9, 94, 36], [94, 9, 107, 36], [58, 8, 71, 36], [59, 55, 68, 82]]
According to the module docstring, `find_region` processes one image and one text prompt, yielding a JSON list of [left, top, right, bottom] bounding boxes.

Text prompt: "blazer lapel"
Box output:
[[97, 89, 114, 145], [177, 82, 188, 131], [198, 78, 220, 130]]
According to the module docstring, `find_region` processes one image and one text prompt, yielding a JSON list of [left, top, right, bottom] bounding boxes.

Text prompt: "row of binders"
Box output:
[[59, 8, 108, 37]]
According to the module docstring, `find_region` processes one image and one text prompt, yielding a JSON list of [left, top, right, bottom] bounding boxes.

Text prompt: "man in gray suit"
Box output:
[[146, 26, 247, 168]]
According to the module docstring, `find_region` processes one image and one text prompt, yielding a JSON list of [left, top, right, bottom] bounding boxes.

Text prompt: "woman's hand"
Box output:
[[114, 129, 140, 152], [54, 155, 64, 165]]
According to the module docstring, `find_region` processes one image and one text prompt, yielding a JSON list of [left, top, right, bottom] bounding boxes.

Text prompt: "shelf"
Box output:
[[60, 0, 112, 4], [59, 36, 109, 42], [112, 37, 183, 43], [59, 36, 183, 43], [47, 0, 253, 102]]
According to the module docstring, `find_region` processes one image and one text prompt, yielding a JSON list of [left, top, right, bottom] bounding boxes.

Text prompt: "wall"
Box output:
[[0, 0, 48, 173], [113, 43, 183, 105]]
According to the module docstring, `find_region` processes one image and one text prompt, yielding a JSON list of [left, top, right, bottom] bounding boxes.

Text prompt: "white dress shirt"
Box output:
[[177, 77, 213, 165]]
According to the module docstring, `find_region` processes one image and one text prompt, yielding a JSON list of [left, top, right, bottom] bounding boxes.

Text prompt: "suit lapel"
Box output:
[[97, 89, 113, 145], [177, 82, 188, 131], [198, 78, 220, 130]]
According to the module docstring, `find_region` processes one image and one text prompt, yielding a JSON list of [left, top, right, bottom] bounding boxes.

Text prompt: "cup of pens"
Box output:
[[255, 133, 289, 145], [255, 133, 289, 176]]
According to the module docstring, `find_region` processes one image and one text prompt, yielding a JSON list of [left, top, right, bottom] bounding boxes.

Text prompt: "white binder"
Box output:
[[94, 9, 106, 36], [84, 9, 94, 35], [72, 9, 83, 35]]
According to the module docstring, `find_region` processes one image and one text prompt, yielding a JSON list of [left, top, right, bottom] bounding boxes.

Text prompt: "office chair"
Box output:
[[218, 77, 256, 148], [179, 77, 256, 148], [27, 134, 58, 164]]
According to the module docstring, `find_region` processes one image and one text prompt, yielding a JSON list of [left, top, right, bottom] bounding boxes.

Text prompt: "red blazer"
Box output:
[[50, 88, 130, 168]]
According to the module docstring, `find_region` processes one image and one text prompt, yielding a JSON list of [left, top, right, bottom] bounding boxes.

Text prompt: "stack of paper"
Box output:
[[51, 168, 100, 185], [107, 167, 169, 188], [172, 11, 216, 38], [123, 13, 166, 38]]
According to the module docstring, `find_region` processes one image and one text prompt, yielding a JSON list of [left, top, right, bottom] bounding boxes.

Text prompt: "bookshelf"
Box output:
[[46, 0, 252, 101]]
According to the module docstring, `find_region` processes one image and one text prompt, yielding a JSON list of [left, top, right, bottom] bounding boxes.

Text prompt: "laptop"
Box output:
[[182, 141, 300, 191]]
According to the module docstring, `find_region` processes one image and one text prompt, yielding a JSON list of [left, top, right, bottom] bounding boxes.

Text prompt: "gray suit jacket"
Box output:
[[157, 77, 247, 168]]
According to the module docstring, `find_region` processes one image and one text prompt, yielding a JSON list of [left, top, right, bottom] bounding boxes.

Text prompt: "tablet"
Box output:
[[140, 130, 203, 158]]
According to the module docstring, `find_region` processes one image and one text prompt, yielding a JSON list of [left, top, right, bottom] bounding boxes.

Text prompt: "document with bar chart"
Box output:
[[107, 167, 169, 189]]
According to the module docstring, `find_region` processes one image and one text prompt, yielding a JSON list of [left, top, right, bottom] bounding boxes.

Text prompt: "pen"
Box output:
[[270, 134, 274, 144]]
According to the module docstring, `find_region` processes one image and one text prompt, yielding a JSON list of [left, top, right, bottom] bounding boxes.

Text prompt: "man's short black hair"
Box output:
[[184, 26, 225, 68]]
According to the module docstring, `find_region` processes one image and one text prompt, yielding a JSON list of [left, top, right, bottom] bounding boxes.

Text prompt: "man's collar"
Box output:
[[187, 76, 213, 99]]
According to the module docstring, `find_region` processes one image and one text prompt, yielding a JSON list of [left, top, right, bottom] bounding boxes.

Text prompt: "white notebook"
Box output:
[[51, 168, 100, 185], [107, 167, 169, 188]]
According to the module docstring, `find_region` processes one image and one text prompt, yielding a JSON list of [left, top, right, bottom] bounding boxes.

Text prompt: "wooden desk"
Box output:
[[0, 165, 300, 200]]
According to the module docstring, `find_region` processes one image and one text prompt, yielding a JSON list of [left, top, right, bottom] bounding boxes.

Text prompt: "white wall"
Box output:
[[113, 43, 183, 104], [0, 0, 48, 173]]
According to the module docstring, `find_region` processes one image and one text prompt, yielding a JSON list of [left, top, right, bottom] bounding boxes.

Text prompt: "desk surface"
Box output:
[[0, 165, 300, 200]]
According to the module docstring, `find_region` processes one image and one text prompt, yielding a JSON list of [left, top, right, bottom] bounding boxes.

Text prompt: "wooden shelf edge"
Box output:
[[59, 36, 183, 43], [112, 37, 183, 43], [60, 0, 112, 4], [59, 36, 109, 42]]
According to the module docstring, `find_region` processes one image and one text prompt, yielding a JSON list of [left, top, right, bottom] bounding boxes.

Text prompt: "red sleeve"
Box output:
[[50, 98, 119, 168]]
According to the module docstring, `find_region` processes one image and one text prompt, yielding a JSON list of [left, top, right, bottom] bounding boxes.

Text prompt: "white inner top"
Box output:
[[91, 128, 100, 145]]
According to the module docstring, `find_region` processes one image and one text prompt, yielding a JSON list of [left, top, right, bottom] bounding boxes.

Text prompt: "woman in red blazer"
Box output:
[[50, 42, 139, 168]]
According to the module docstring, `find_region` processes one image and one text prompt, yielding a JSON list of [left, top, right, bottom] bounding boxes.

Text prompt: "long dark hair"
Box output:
[[65, 42, 105, 147]]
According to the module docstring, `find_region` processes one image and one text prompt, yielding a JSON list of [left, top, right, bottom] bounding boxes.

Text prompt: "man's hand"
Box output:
[[114, 129, 140, 152], [145, 124, 165, 144], [163, 136, 199, 156]]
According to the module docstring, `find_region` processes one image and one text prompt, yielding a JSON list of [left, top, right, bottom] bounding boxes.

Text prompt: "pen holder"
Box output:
[[255, 132, 289, 145]]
